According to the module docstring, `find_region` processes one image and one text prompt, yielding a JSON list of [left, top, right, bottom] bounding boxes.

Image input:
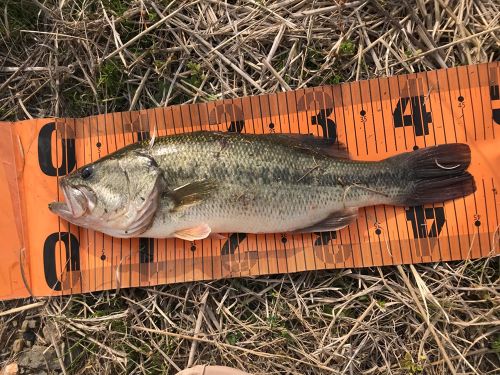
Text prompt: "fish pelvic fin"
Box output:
[[174, 224, 211, 241], [292, 208, 358, 233], [388, 143, 476, 206]]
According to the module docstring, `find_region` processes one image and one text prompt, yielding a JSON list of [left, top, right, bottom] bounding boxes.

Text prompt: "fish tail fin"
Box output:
[[388, 143, 476, 206]]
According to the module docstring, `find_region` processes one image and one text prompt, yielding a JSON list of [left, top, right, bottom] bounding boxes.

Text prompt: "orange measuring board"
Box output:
[[0, 62, 498, 300]]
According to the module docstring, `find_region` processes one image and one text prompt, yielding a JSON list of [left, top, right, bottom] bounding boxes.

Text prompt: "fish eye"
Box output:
[[81, 166, 93, 180]]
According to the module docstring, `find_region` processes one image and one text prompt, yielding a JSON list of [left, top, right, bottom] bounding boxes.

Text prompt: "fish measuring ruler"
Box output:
[[0, 62, 499, 300]]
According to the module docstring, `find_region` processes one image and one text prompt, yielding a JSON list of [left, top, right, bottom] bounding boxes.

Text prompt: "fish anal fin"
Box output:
[[293, 208, 358, 233], [174, 224, 211, 241]]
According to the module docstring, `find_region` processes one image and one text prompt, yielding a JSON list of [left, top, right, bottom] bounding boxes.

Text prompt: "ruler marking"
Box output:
[[381, 206, 392, 265], [238, 98, 254, 275], [159, 108, 170, 284], [203, 102, 216, 280], [363, 78, 379, 154], [106, 113, 116, 290], [403, 73, 419, 148], [235, 97, 244, 278], [174, 105, 189, 282], [170, 105, 186, 282], [485, 64, 496, 139], [480, 183, 495, 256], [416, 71, 444, 262], [313, 87, 328, 269], [417, 75, 429, 148], [281, 91, 301, 273], [88, 115, 97, 291], [410, 75, 425, 262], [382, 76, 399, 152], [300, 89, 320, 270], [344, 80, 360, 157], [276, 91, 296, 273], [366, 78, 386, 265], [458, 68, 483, 258], [421, 69, 445, 262], [401, 73, 425, 263], [394, 74, 409, 149], [272, 92, 291, 275], [339, 81, 364, 267], [380, 75, 406, 263], [115, 112, 125, 289], [180, 104, 196, 281], [362, 80, 383, 265], [492, 177, 499, 252], [329, 84, 349, 268], [445, 69, 473, 256], [481, 180, 489, 258], [444, 69, 459, 143], [109, 113, 118, 289], [472, 189, 482, 259], [362, 207, 375, 266], [329, 77, 348, 266], [321, 86, 340, 269], [315, 87, 330, 268], [373, 77, 398, 263], [332, 81, 350, 152], [102, 113, 111, 289], [54, 118, 64, 296], [350, 79, 375, 265], [151, 109, 161, 286], [355, 81, 370, 155], [291, 90, 313, 272], [321, 86, 341, 269], [470, 65, 486, 141], [166, 108, 178, 283], [193, 103, 206, 280], [250, 95, 267, 275], [344, 78, 366, 267], [264, 94, 283, 274], [464, 66, 478, 141], [243, 96, 261, 277], [406, 74, 420, 148], [64, 119, 75, 293], [454, 67, 469, 142], [427, 70, 452, 261], [253, 94, 268, 275], [435, 69, 462, 260], [375, 77, 389, 153]]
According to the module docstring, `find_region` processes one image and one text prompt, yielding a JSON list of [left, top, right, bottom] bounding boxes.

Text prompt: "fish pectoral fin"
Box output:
[[167, 179, 218, 211], [174, 224, 212, 241], [293, 208, 358, 233]]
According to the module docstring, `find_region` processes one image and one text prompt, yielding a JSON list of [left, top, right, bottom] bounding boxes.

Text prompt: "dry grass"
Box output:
[[0, 0, 499, 374]]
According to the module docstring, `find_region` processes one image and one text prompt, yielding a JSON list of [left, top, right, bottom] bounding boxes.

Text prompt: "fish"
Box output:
[[48, 131, 476, 240]]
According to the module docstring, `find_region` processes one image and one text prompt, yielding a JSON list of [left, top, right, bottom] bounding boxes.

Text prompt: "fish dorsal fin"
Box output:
[[264, 133, 349, 159], [167, 179, 218, 211], [174, 224, 211, 241], [293, 208, 358, 233]]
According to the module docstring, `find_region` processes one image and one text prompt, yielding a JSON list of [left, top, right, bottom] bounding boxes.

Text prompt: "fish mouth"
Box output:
[[49, 182, 96, 219]]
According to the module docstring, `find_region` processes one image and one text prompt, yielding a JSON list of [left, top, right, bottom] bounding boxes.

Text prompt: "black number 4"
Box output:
[[393, 96, 432, 136], [406, 206, 445, 239]]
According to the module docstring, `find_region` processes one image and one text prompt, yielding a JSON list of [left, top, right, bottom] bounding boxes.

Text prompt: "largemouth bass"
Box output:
[[49, 131, 476, 240]]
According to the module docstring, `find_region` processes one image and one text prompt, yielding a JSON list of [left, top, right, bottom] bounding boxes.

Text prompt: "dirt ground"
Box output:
[[0, 1, 499, 374]]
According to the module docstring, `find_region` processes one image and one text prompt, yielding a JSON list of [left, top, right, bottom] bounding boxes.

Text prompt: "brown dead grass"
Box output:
[[0, 0, 499, 374]]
